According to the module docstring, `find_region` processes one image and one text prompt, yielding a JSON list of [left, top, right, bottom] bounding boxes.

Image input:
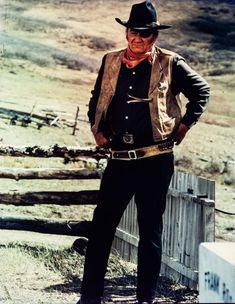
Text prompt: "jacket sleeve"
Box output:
[[171, 55, 210, 128], [87, 55, 106, 127]]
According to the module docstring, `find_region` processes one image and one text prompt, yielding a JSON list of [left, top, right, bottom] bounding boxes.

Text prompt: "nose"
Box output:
[[133, 33, 142, 40]]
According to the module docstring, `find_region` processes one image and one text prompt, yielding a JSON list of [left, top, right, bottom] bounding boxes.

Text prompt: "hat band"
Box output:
[[128, 21, 159, 28]]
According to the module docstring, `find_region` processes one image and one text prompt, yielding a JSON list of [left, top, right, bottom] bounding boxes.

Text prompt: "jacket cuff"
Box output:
[[181, 115, 196, 129]]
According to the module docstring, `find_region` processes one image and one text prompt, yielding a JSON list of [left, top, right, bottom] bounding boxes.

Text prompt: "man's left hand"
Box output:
[[173, 123, 189, 145]]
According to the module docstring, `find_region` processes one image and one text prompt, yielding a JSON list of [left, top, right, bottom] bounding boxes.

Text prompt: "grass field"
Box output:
[[2, 0, 235, 123], [1, 0, 235, 245], [0, 0, 234, 302]]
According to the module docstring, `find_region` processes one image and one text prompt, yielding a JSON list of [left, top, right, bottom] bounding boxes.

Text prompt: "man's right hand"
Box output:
[[94, 132, 109, 148]]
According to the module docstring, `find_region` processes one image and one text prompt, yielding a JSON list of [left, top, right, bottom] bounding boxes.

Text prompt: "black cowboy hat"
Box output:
[[115, 0, 171, 30]]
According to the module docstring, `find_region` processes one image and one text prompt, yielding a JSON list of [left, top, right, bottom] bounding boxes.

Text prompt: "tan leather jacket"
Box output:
[[91, 47, 182, 142]]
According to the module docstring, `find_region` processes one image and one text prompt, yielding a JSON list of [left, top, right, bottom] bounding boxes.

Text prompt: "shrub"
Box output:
[[208, 67, 235, 76], [89, 36, 116, 51], [6, 13, 67, 33], [224, 175, 235, 185], [190, 16, 235, 49], [224, 161, 235, 185], [175, 156, 193, 170], [1, 33, 99, 71], [54, 53, 99, 72], [205, 160, 222, 174]]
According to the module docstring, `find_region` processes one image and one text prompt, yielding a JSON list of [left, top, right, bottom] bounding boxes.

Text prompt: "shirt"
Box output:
[[88, 52, 210, 149]]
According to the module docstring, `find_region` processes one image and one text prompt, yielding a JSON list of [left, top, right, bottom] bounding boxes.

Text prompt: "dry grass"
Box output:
[[0, 0, 235, 302], [0, 242, 198, 303]]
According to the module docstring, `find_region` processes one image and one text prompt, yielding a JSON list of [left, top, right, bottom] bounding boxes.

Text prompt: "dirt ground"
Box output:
[[0, 230, 198, 304], [0, 0, 235, 303]]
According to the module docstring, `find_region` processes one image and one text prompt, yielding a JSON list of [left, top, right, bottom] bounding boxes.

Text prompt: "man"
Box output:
[[77, 1, 210, 303]]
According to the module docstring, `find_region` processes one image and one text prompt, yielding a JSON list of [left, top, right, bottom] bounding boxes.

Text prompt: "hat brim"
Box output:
[[115, 17, 171, 30]]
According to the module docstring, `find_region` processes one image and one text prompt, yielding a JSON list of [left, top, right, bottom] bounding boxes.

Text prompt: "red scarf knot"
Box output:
[[122, 45, 156, 69]]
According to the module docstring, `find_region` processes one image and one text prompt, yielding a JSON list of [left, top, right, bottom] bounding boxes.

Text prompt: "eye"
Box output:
[[140, 31, 152, 38], [130, 30, 137, 35]]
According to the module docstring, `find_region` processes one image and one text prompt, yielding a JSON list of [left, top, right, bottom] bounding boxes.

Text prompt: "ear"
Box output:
[[150, 36, 157, 45], [151, 32, 158, 44]]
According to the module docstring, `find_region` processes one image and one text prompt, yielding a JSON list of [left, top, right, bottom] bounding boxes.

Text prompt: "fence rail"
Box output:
[[0, 190, 98, 205], [0, 145, 215, 289], [0, 168, 101, 179]]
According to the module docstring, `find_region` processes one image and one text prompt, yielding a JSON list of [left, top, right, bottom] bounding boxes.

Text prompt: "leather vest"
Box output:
[[91, 47, 182, 142]]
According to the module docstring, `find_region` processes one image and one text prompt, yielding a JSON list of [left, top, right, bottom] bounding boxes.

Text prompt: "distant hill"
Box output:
[[2, 0, 234, 76], [1, 0, 235, 243], [156, 0, 235, 76]]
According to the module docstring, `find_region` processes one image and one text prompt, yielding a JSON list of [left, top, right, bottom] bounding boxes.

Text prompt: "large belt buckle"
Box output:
[[128, 150, 137, 159], [123, 133, 134, 144]]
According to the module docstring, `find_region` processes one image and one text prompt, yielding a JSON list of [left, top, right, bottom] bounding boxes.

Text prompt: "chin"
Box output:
[[131, 48, 145, 54], [134, 51, 145, 55]]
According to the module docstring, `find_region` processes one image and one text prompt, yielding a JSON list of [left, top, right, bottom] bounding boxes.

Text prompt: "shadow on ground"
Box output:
[[44, 275, 198, 303]]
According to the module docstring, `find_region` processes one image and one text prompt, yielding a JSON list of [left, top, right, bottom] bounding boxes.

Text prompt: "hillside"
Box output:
[[1, 0, 235, 234], [0, 0, 234, 302]]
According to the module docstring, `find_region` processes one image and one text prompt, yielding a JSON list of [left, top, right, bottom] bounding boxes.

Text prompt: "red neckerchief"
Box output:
[[122, 45, 156, 69]]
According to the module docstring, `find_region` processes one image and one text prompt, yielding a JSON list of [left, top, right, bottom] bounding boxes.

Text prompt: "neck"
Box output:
[[122, 45, 156, 69]]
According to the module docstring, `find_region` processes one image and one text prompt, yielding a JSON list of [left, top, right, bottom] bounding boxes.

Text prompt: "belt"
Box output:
[[110, 140, 174, 161]]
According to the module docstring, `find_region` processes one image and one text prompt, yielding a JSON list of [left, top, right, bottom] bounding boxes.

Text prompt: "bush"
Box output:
[[55, 53, 99, 72], [208, 67, 235, 76], [89, 36, 116, 51], [190, 16, 235, 49], [224, 161, 235, 185], [224, 175, 235, 185], [175, 156, 193, 170], [1, 33, 99, 71], [6, 13, 67, 33], [205, 160, 222, 174]]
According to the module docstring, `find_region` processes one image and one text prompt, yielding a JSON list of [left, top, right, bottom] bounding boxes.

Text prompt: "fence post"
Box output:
[[72, 106, 80, 135]]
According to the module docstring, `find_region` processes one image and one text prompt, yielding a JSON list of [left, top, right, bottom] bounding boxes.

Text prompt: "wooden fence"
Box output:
[[113, 171, 215, 289], [0, 145, 215, 289]]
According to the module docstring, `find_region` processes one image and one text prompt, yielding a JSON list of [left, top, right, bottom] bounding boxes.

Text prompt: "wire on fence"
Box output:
[[215, 208, 235, 216]]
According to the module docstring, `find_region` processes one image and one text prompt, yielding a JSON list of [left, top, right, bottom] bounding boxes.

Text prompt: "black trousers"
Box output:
[[80, 152, 174, 301]]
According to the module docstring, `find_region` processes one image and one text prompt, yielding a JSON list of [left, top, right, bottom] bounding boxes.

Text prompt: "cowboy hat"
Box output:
[[115, 0, 171, 30]]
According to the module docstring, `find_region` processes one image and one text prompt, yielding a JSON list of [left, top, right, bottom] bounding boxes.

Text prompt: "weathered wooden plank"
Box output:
[[198, 176, 215, 200], [0, 190, 99, 205], [168, 198, 173, 256], [177, 197, 184, 263], [168, 188, 215, 207], [184, 197, 193, 268], [190, 203, 198, 269], [181, 197, 188, 267], [0, 215, 91, 236], [172, 196, 179, 260], [0, 168, 102, 180], [170, 196, 175, 258], [203, 205, 215, 242], [161, 252, 198, 282], [115, 228, 139, 247], [170, 171, 215, 200]]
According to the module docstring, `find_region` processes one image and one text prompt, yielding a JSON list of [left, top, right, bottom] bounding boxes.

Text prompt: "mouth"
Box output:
[[132, 43, 144, 47]]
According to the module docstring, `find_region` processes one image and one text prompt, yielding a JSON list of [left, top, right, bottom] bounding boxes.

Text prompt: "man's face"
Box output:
[[126, 28, 156, 54]]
